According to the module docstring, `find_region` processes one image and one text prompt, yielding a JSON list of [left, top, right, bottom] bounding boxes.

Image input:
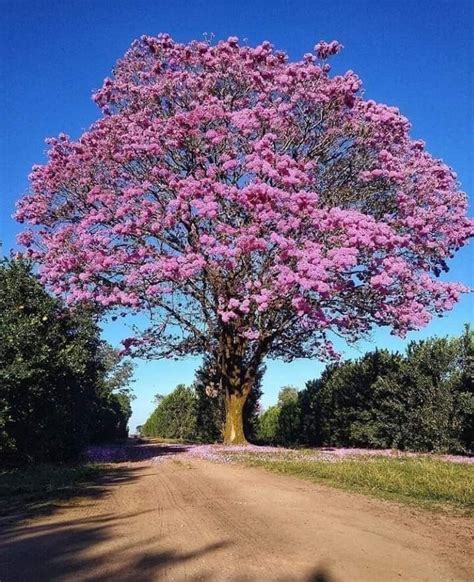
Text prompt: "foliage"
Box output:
[[141, 385, 197, 440], [256, 406, 281, 445], [450, 324, 473, 451], [277, 398, 302, 446], [277, 386, 299, 407], [257, 327, 473, 453], [395, 338, 463, 451], [305, 329, 473, 452], [142, 362, 264, 443], [193, 357, 226, 443], [0, 259, 134, 464], [153, 393, 164, 406], [91, 343, 135, 443], [256, 386, 301, 445], [303, 350, 405, 449], [15, 34, 473, 443]]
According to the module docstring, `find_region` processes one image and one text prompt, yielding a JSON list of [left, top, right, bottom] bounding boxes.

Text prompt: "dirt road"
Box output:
[[1, 447, 472, 581]]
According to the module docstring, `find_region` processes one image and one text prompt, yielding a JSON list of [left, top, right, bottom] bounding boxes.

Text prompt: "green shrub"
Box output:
[[0, 259, 134, 464], [257, 326, 473, 453], [256, 405, 281, 444], [142, 384, 197, 440]]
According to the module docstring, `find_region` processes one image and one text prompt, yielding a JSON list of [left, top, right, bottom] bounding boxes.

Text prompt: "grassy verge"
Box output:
[[0, 463, 106, 518], [233, 453, 474, 514]]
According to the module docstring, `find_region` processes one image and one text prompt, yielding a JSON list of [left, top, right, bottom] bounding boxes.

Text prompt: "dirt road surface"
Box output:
[[1, 447, 472, 581]]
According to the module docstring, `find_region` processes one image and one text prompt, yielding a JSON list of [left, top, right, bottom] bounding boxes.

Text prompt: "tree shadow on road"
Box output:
[[304, 566, 335, 582], [0, 507, 231, 582], [0, 464, 143, 527], [1, 507, 339, 582], [84, 440, 193, 463], [0, 451, 235, 582], [1, 443, 339, 582]]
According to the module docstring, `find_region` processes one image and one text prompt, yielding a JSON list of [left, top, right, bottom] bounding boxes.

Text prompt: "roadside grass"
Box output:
[[231, 453, 474, 514], [0, 463, 106, 518]]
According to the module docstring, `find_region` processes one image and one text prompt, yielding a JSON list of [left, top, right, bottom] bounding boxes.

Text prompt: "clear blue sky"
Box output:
[[1, 0, 473, 431]]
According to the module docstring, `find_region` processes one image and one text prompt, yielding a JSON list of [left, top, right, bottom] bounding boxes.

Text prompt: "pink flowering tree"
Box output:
[[16, 35, 473, 444]]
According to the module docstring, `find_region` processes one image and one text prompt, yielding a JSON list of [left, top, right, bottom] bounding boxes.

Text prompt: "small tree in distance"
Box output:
[[278, 386, 299, 407], [142, 384, 197, 440], [16, 35, 473, 443]]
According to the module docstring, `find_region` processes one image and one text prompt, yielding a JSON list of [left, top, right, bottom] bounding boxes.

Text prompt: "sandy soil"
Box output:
[[1, 448, 472, 581]]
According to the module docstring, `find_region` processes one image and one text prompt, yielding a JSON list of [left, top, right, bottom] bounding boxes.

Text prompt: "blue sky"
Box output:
[[1, 0, 473, 431]]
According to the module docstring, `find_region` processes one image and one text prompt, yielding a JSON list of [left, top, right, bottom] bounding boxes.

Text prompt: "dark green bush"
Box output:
[[0, 259, 133, 464], [257, 327, 473, 453]]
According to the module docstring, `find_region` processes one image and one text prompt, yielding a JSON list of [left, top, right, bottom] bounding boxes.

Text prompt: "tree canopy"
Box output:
[[15, 35, 473, 442], [141, 384, 197, 441]]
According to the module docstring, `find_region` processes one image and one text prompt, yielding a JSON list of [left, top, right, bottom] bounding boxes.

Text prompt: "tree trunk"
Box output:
[[218, 330, 263, 445], [223, 389, 250, 445]]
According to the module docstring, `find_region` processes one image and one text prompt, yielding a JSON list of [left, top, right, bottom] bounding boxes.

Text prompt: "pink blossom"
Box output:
[[14, 33, 473, 366], [315, 40, 344, 59]]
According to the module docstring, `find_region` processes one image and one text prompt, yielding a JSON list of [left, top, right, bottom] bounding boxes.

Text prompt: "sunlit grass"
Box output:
[[231, 453, 474, 513]]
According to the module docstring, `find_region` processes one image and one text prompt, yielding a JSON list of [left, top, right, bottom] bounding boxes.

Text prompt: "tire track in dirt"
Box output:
[[1, 453, 472, 581], [161, 460, 287, 579]]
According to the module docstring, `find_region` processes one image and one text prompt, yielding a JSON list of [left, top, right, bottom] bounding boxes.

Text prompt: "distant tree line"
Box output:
[[141, 326, 473, 454], [0, 259, 134, 464], [257, 327, 473, 453]]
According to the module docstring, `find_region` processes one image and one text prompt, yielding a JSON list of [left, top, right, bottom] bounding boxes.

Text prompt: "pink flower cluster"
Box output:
[[15, 34, 473, 361], [315, 40, 344, 59], [85, 443, 474, 466]]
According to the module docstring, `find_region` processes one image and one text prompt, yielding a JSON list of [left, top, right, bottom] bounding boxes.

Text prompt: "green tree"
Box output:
[[0, 260, 97, 462], [394, 332, 474, 452], [456, 325, 474, 450], [277, 386, 299, 407], [299, 330, 473, 453], [142, 384, 197, 440], [91, 344, 135, 442], [275, 386, 301, 445], [0, 259, 135, 464], [256, 386, 301, 445], [256, 406, 281, 445]]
